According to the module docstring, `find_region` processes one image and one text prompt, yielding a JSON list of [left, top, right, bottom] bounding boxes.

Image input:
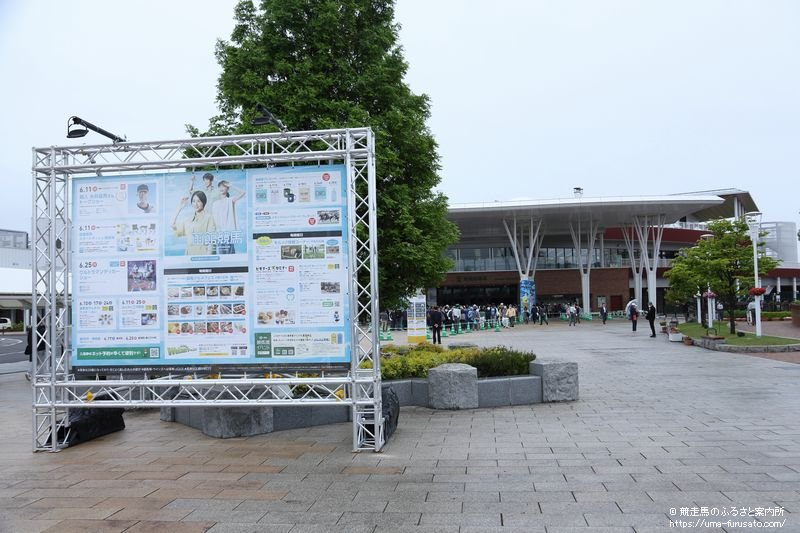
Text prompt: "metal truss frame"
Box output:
[[31, 128, 383, 452]]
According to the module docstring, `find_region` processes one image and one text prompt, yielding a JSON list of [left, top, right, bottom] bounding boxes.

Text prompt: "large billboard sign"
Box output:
[[520, 279, 534, 318], [71, 165, 350, 369]]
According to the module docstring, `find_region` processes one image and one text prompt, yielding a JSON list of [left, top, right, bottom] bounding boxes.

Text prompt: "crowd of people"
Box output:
[[379, 303, 571, 335]]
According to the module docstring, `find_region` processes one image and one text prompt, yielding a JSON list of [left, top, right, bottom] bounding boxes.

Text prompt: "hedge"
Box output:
[[363, 344, 536, 380]]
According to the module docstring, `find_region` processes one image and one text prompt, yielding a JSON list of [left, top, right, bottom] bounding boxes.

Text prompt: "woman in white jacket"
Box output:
[[212, 180, 246, 254]]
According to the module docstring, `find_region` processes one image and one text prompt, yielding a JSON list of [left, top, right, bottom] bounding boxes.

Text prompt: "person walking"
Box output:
[[24, 319, 46, 381], [646, 302, 657, 337], [600, 303, 608, 325], [568, 303, 577, 326], [629, 302, 638, 334], [430, 306, 444, 345]]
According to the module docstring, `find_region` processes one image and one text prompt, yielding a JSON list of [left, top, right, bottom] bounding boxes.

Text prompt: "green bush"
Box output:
[[364, 344, 535, 380], [761, 311, 790, 319]]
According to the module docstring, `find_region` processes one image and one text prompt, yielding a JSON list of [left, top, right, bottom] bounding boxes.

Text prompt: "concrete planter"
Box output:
[[791, 303, 800, 327], [162, 360, 578, 438], [385, 359, 578, 409]]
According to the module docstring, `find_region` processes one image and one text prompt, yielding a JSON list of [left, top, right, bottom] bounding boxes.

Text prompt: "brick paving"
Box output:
[[1, 319, 798, 532]]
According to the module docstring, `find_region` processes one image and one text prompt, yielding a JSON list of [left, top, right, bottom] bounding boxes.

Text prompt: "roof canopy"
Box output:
[[448, 194, 727, 241]]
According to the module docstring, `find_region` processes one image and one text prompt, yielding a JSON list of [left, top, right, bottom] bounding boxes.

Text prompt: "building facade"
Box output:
[[432, 190, 800, 313]]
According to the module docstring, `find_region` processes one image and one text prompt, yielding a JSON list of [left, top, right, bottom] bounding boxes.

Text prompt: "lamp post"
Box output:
[[695, 291, 702, 324], [746, 211, 763, 337], [706, 285, 714, 329], [698, 234, 715, 329]]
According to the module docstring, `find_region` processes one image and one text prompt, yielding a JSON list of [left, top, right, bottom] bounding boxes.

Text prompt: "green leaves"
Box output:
[[201, 0, 458, 307], [665, 218, 780, 333]]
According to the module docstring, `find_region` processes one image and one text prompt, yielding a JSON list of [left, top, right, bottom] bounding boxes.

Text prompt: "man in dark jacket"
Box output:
[[646, 302, 657, 337], [430, 306, 444, 345]]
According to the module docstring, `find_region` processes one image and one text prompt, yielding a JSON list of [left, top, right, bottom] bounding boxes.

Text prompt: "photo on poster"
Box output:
[[127, 260, 157, 292], [116, 222, 158, 253], [164, 169, 248, 257], [129, 182, 158, 215]]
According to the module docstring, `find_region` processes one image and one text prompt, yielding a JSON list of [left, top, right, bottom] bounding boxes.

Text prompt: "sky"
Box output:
[[1, 1, 798, 247]]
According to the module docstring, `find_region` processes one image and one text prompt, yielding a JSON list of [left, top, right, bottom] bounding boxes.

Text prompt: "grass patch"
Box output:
[[677, 322, 799, 346]]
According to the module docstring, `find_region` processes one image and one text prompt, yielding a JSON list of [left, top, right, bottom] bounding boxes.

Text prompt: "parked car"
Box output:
[[0, 318, 12, 331]]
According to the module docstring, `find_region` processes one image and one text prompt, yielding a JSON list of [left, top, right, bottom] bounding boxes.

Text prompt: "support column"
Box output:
[[599, 233, 606, 268], [569, 215, 599, 311], [622, 225, 643, 307], [777, 276, 782, 305], [503, 217, 544, 308], [633, 214, 665, 313], [793, 277, 797, 301]]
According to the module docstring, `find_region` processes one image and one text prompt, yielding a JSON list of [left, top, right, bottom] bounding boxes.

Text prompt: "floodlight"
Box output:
[[66, 116, 125, 143], [252, 104, 288, 132]]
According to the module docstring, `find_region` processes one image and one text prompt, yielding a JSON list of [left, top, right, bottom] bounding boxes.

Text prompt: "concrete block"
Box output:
[[273, 405, 311, 431], [478, 377, 509, 408], [411, 379, 428, 406], [385, 380, 413, 406], [448, 342, 478, 350], [530, 360, 578, 402], [509, 376, 542, 405], [310, 404, 350, 426], [201, 406, 274, 438], [427, 363, 478, 410]]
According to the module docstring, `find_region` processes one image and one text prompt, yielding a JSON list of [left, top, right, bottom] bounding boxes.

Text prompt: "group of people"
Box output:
[[626, 301, 658, 337], [171, 173, 246, 255], [426, 303, 521, 344]]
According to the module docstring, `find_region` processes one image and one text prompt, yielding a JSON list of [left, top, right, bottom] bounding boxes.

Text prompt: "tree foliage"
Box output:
[[664, 218, 779, 333], [199, 0, 459, 308]]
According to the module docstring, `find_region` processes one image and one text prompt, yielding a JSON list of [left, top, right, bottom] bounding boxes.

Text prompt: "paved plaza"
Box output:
[[1, 319, 798, 532]]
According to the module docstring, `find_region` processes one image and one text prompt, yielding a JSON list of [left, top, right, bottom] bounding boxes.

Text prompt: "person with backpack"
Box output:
[[629, 302, 638, 334]]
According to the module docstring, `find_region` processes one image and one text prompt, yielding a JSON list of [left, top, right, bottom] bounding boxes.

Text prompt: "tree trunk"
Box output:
[[727, 296, 737, 334]]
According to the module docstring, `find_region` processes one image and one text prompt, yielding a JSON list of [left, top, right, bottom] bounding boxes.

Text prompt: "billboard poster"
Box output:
[[520, 279, 534, 318], [71, 165, 350, 369]]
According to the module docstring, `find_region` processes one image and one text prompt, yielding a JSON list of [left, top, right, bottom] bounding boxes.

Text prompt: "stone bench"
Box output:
[[529, 360, 579, 402]]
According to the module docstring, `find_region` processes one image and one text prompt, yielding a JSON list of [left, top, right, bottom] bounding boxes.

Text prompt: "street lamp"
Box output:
[[694, 290, 702, 325], [745, 211, 763, 337], [699, 234, 715, 329]]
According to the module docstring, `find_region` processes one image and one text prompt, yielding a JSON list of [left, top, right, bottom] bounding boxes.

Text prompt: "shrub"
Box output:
[[363, 344, 535, 380]]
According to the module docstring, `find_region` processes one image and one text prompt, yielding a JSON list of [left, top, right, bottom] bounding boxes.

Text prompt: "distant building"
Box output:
[[0, 229, 33, 324], [433, 189, 799, 312]]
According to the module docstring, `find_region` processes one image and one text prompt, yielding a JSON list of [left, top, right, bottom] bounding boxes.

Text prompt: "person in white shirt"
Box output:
[[212, 180, 246, 254]]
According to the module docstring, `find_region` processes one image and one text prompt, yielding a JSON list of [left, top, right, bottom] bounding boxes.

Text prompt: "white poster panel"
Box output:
[[407, 294, 427, 344], [70, 166, 350, 369]]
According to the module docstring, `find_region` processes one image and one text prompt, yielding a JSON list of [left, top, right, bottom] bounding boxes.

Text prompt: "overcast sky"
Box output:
[[1, 1, 798, 251]]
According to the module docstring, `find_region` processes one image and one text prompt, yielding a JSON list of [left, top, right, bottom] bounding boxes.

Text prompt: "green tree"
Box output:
[[664, 218, 779, 334], [198, 0, 458, 308]]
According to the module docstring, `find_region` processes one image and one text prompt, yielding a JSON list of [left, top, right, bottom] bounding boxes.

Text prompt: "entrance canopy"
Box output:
[[449, 194, 727, 241]]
